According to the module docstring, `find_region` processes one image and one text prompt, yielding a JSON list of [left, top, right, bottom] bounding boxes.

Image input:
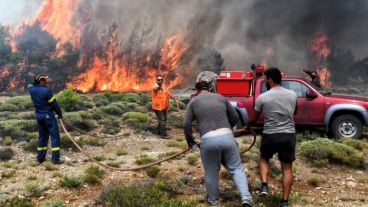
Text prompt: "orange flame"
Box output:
[[67, 32, 187, 92], [317, 67, 331, 88], [35, 0, 81, 48], [310, 33, 330, 59], [309, 32, 331, 88]]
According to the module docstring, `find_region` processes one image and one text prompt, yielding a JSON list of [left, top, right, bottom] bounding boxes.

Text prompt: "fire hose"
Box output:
[[60, 119, 257, 171]]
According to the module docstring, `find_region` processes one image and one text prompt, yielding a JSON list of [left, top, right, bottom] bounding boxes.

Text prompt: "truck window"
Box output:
[[260, 80, 310, 98]]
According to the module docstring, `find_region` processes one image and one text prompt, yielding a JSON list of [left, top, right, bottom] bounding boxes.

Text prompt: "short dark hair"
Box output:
[[264, 67, 282, 84], [195, 81, 210, 90]]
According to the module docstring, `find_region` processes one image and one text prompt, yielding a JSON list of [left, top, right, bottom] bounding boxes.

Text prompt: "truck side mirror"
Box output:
[[306, 90, 317, 99]]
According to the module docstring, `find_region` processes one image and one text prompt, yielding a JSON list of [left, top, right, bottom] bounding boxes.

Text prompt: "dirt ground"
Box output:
[[1, 125, 368, 207]]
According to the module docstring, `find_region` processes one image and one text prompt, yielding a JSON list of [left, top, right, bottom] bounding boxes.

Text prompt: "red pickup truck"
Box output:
[[215, 71, 368, 139]]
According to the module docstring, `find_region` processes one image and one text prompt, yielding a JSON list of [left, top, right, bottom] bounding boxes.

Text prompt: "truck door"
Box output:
[[281, 80, 325, 125]]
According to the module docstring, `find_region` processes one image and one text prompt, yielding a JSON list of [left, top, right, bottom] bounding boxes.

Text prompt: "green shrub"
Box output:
[[57, 87, 81, 111], [100, 104, 124, 116], [93, 156, 106, 161], [0, 119, 37, 140], [168, 113, 184, 129], [79, 96, 95, 109], [27, 174, 38, 181], [135, 154, 156, 165], [123, 112, 150, 122], [122, 112, 151, 131], [146, 166, 160, 178], [106, 161, 120, 168], [40, 198, 67, 207], [1, 169, 16, 178], [341, 138, 368, 151], [64, 111, 98, 131], [0, 96, 33, 112], [25, 183, 42, 197], [95, 178, 187, 207], [11, 197, 35, 207], [80, 136, 106, 146], [307, 176, 322, 187], [83, 174, 100, 185], [23, 138, 38, 152], [141, 146, 150, 151], [0, 111, 18, 120], [186, 155, 199, 166], [59, 176, 82, 188], [116, 148, 128, 156], [0, 147, 14, 161], [93, 93, 111, 107], [0, 103, 18, 112], [299, 138, 366, 169], [17, 112, 35, 120], [85, 165, 105, 178], [60, 134, 83, 151], [3, 136, 12, 146], [99, 118, 121, 127], [44, 162, 58, 171], [101, 125, 120, 135], [255, 193, 282, 207], [157, 151, 179, 160], [2, 161, 17, 168], [91, 108, 104, 120], [6, 96, 33, 111], [82, 165, 106, 184], [166, 140, 187, 149]]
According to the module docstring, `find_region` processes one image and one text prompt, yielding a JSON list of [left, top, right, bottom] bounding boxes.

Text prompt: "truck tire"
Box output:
[[330, 114, 363, 139]]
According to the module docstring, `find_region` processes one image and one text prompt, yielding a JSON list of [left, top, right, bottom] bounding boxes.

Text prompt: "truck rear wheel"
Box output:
[[331, 114, 363, 139]]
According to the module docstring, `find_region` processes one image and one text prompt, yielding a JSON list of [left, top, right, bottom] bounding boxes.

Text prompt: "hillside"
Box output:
[[0, 91, 367, 207]]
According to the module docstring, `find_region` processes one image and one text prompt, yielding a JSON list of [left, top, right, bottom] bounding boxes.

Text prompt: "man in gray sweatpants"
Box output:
[[184, 81, 253, 207]]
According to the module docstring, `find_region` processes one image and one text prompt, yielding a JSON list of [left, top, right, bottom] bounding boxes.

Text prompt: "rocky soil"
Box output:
[[1, 126, 368, 207]]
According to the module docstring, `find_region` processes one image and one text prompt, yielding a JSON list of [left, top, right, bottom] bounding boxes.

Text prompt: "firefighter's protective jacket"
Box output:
[[151, 85, 169, 111], [28, 84, 62, 120]]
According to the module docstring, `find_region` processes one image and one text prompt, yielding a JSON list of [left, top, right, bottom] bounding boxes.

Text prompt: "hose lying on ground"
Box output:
[[60, 119, 256, 171]]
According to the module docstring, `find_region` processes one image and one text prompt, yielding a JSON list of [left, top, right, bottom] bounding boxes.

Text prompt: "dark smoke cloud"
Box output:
[[4, 0, 368, 78], [68, 0, 368, 75], [243, 0, 368, 73]]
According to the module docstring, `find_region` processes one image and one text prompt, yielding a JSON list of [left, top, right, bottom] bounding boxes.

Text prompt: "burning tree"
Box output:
[[67, 20, 187, 92]]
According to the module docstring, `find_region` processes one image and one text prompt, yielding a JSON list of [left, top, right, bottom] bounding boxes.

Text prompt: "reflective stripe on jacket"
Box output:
[[28, 84, 62, 120]]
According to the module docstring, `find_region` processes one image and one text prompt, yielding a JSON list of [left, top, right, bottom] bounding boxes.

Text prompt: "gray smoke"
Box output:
[[3, 0, 368, 79], [70, 0, 368, 73]]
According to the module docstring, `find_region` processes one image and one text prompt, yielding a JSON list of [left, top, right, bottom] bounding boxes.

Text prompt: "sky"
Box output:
[[0, 0, 42, 26]]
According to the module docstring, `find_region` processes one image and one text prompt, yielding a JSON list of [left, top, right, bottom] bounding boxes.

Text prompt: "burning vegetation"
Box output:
[[1, 0, 368, 92]]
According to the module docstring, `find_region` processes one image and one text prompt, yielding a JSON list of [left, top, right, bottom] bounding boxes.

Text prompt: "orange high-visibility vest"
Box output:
[[152, 87, 169, 110]]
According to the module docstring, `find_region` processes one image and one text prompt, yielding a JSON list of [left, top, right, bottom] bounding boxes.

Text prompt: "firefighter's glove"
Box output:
[[191, 144, 199, 152]]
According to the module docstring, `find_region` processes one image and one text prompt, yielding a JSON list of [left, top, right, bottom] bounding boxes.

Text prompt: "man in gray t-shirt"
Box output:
[[247, 68, 297, 207]]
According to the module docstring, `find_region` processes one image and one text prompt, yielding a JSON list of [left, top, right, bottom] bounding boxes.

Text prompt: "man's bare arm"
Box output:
[[246, 110, 261, 128]]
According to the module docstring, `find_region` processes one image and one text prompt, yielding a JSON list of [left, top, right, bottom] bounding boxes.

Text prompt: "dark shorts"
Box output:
[[260, 133, 296, 163]]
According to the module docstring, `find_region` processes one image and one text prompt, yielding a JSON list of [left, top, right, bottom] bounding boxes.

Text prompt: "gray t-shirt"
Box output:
[[183, 92, 239, 147], [255, 86, 297, 134]]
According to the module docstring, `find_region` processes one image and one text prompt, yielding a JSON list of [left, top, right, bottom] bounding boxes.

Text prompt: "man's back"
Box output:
[[185, 92, 238, 136], [28, 85, 54, 119], [255, 87, 297, 134]]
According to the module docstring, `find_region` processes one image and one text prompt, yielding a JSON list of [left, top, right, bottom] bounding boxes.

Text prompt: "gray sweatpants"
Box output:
[[200, 131, 252, 205]]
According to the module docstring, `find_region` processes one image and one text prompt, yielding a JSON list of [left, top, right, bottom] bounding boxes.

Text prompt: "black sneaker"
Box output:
[[51, 159, 64, 165], [259, 185, 269, 197], [279, 201, 288, 207], [242, 200, 255, 207]]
